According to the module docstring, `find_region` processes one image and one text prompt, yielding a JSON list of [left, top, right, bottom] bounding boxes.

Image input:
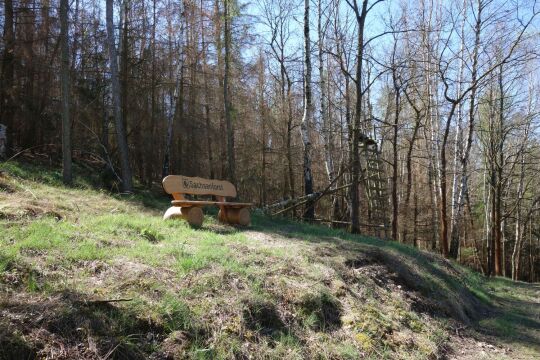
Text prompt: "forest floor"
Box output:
[[1, 160, 539, 359]]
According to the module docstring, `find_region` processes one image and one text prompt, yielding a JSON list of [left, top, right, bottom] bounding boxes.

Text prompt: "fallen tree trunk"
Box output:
[[268, 183, 351, 216], [265, 164, 351, 214]]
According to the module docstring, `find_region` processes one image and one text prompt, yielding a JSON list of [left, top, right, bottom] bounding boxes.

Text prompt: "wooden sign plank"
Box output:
[[162, 175, 237, 197]]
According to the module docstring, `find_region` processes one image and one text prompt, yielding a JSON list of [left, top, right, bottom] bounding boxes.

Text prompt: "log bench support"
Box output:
[[162, 175, 252, 227], [218, 207, 251, 226], [163, 206, 205, 227]]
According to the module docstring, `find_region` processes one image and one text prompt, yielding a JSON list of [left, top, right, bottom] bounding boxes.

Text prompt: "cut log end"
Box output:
[[237, 208, 251, 226], [163, 206, 204, 227], [185, 207, 204, 227], [218, 207, 251, 226], [163, 206, 182, 220]]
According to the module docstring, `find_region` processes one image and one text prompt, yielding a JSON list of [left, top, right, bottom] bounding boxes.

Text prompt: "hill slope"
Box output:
[[1, 162, 539, 359]]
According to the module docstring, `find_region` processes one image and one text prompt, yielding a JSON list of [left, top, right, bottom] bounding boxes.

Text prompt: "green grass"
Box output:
[[1, 160, 539, 359]]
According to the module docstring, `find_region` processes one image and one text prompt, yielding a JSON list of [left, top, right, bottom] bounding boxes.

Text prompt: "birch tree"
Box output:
[[301, 0, 315, 219]]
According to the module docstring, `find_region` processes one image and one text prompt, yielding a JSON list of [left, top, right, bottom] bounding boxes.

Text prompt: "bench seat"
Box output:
[[171, 200, 253, 208], [162, 175, 252, 227]]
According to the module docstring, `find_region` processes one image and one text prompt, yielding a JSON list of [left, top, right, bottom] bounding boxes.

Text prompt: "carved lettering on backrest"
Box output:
[[162, 175, 237, 198]]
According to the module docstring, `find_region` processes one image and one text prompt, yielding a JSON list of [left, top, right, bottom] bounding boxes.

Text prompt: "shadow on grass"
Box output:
[[0, 329, 37, 360], [0, 290, 168, 359], [475, 285, 540, 351]]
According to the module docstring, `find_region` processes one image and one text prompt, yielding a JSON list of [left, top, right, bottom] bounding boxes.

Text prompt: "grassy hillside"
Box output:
[[1, 161, 539, 359]]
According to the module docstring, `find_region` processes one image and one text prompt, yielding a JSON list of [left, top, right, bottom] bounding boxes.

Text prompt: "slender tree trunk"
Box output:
[[106, 0, 133, 192], [257, 53, 267, 205], [438, 103, 456, 256], [147, 0, 157, 184], [286, 81, 295, 202], [301, 0, 315, 220], [449, 0, 467, 257], [1, 0, 15, 155], [200, 1, 214, 179], [120, 0, 134, 180], [402, 88, 422, 244], [512, 79, 534, 281], [60, 0, 72, 184], [493, 65, 505, 276], [223, 0, 236, 184], [318, 0, 336, 221], [484, 163, 492, 275], [162, 0, 184, 179], [71, 0, 79, 72], [101, 97, 110, 159], [350, 0, 369, 234], [413, 191, 418, 247], [450, 0, 483, 259], [486, 82, 496, 276], [512, 175, 523, 280], [428, 154, 439, 251], [319, 0, 334, 186], [449, 4, 466, 248], [390, 58, 401, 241]]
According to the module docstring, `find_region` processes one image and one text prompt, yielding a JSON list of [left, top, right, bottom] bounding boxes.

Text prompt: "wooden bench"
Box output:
[[162, 175, 252, 227]]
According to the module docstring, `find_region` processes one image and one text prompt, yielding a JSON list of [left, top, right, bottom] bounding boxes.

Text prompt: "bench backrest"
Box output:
[[162, 175, 237, 198]]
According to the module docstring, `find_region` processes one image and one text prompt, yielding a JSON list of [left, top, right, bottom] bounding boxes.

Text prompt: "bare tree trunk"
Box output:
[[512, 169, 523, 280], [428, 144, 439, 251], [286, 80, 296, 202], [449, 1, 467, 256], [512, 79, 534, 281], [438, 100, 459, 257], [0, 0, 15, 156], [223, 0, 236, 184], [390, 45, 401, 241], [349, 0, 369, 234], [318, 0, 336, 221], [120, 0, 129, 158], [413, 191, 419, 247], [483, 163, 492, 274], [162, 0, 184, 179], [301, 0, 315, 220], [106, 0, 133, 192], [201, 0, 214, 179], [421, 5, 440, 251], [60, 0, 72, 184], [147, 0, 157, 183], [450, 0, 483, 259], [257, 53, 267, 205], [494, 65, 505, 276], [402, 87, 422, 244], [318, 0, 334, 186], [102, 95, 109, 159]]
